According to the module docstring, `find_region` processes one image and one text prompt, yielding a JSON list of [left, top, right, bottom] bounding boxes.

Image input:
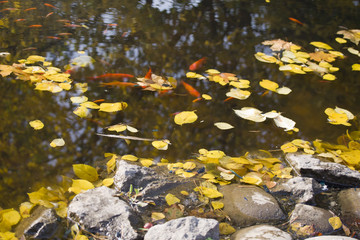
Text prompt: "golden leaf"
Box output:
[[194, 186, 223, 198], [174, 111, 198, 125], [152, 140, 170, 150], [29, 120, 44, 130], [99, 102, 128, 112], [19, 202, 35, 218], [328, 216, 342, 230], [140, 158, 153, 167], [219, 222, 236, 235], [68, 179, 94, 194], [73, 106, 90, 118], [211, 201, 224, 210], [151, 212, 165, 221], [73, 164, 99, 182], [352, 63, 360, 71], [165, 193, 180, 206], [50, 138, 65, 147], [121, 154, 138, 161], [102, 178, 114, 187], [70, 96, 88, 104], [259, 79, 279, 92], [310, 41, 333, 50]]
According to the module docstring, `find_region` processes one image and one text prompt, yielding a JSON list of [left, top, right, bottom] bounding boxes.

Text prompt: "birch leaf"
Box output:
[[352, 64, 360, 71], [70, 96, 88, 104], [152, 140, 170, 150], [310, 41, 333, 50], [73, 164, 99, 182], [165, 193, 180, 206], [174, 111, 198, 125], [234, 107, 266, 122], [211, 201, 224, 210], [328, 216, 342, 230], [99, 102, 128, 112], [68, 179, 94, 194], [273, 114, 297, 131], [259, 79, 279, 92], [50, 138, 65, 147], [29, 120, 44, 130], [214, 122, 234, 130], [276, 86, 292, 95]]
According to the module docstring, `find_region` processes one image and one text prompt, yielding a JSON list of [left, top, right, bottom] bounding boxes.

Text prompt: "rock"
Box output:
[[221, 184, 286, 226], [16, 207, 58, 239], [304, 236, 358, 240], [289, 204, 334, 236], [144, 216, 219, 240], [114, 160, 193, 205], [67, 186, 142, 240], [338, 188, 360, 230], [270, 177, 322, 203], [286, 153, 360, 187], [230, 225, 292, 240]]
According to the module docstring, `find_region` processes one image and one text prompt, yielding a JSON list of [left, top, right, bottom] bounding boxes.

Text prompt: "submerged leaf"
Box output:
[[73, 164, 99, 182]]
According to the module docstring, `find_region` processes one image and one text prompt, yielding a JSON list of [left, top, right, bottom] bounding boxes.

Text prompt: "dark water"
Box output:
[[0, 0, 360, 208]]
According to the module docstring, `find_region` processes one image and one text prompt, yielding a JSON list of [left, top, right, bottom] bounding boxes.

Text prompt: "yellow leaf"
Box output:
[[75, 83, 88, 93], [59, 82, 72, 90], [310, 41, 333, 50], [259, 79, 279, 91], [70, 96, 88, 104], [281, 142, 298, 153], [107, 124, 127, 132], [99, 102, 128, 112], [151, 212, 166, 221], [68, 179, 94, 194], [183, 162, 196, 170], [50, 138, 65, 147], [181, 172, 197, 178], [102, 178, 114, 187], [225, 88, 251, 100], [29, 120, 44, 130], [352, 63, 360, 71], [202, 94, 212, 100], [214, 122, 234, 130], [152, 140, 170, 150], [121, 154, 138, 161], [211, 201, 224, 210], [27, 55, 46, 62], [206, 150, 225, 159], [325, 107, 352, 126], [174, 111, 198, 125], [335, 37, 347, 44], [276, 86, 292, 95], [201, 173, 216, 179], [80, 101, 99, 109], [328, 216, 342, 230], [0, 232, 17, 240], [73, 164, 99, 182], [19, 202, 35, 218], [206, 69, 221, 74], [322, 74, 336, 81], [1, 209, 21, 227], [55, 201, 67, 218], [165, 193, 180, 206], [194, 186, 223, 198], [241, 172, 263, 185], [75, 234, 89, 240], [140, 158, 153, 167], [340, 150, 360, 165], [180, 191, 189, 196], [126, 125, 138, 133], [219, 222, 236, 235], [73, 106, 90, 118], [27, 187, 55, 208], [106, 154, 117, 173]]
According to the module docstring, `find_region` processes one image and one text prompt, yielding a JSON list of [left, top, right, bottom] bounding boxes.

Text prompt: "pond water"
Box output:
[[0, 0, 360, 209]]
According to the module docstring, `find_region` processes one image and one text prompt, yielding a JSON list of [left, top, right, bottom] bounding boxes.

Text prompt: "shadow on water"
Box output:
[[0, 0, 360, 208]]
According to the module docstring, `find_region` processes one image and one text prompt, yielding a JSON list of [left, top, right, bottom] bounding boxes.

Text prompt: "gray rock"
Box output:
[[114, 160, 192, 205], [221, 184, 286, 226], [67, 186, 142, 240], [286, 153, 360, 187], [16, 207, 58, 239], [144, 216, 219, 240], [338, 188, 360, 229], [231, 225, 292, 240], [304, 236, 358, 240], [270, 177, 322, 203], [289, 204, 333, 235]]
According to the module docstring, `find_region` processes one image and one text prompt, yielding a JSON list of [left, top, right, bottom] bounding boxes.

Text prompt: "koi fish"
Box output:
[[1, 8, 18, 11], [45, 12, 54, 18], [144, 67, 152, 79], [189, 57, 206, 71], [28, 25, 42, 28], [108, 23, 117, 27], [93, 99, 105, 103], [223, 97, 234, 102], [64, 23, 82, 27], [58, 32, 72, 36], [15, 19, 26, 22], [89, 73, 135, 80], [0, 1, 9, 3], [100, 81, 136, 87], [24, 7, 36, 11], [46, 36, 61, 40], [44, 3, 58, 9], [288, 17, 304, 25], [181, 80, 200, 98]]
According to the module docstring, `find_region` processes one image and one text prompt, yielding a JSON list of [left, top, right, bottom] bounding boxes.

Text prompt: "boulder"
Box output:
[[221, 184, 286, 226], [286, 153, 360, 187], [144, 216, 219, 240], [338, 188, 360, 230], [230, 224, 292, 240], [67, 186, 142, 240], [270, 177, 322, 203], [304, 236, 357, 240]]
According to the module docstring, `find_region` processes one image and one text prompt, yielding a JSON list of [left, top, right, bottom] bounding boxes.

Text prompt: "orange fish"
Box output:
[[15, 19, 26, 22], [64, 23, 82, 27], [28, 25, 42, 28], [144, 67, 152, 79], [46, 36, 61, 40], [181, 80, 200, 98], [45, 12, 54, 18], [93, 99, 105, 103], [108, 23, 117, 27], [58, 32, 72, 36], [100, 81, 136, 87], [0, 1, 9, 3], [289, 17, 304, 25], [223, 97, 234, 102], [44, 3, 58, 9], [89, 73, 135, 80], [1, 8, 18, 11], [189, 57, 206, 71], [24, 7, 36, 11]]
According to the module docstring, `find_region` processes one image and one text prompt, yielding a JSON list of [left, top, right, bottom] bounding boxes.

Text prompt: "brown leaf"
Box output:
[[309, 51, 336, 62], [262, 39, 294, 51]]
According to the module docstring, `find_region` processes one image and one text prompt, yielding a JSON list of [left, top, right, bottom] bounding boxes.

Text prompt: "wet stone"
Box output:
[[144, 216, 219, 240], [220, 184, 286, 226], [270, 177, 322, 204], [67, 186, 142, 240], [230, 224, 292, 240], [289, 204, 334, 236], [286, 153, 360, 187], [338, 188, 360, 231], [304, 236, 358, 240]]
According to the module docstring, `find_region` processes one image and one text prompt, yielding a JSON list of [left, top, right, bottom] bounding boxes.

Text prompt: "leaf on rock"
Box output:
[[194, 186, 223, 198], [219, 222, 236, 235], [140, 158, 153, 167], [80, 101, 99, 109], [165, 193, 180, 206], [19, 202, 35, 218], [29, 120, 44, 130], [121, 154, 138, 161], [102, 178, 114, 187], [174, 111, 198, 125], [211, 201, 224, 210], [328, 216, 342, 230], [73, 164, 99, 182], [183, 162, 196, 170], [68, 179, 94, 194]]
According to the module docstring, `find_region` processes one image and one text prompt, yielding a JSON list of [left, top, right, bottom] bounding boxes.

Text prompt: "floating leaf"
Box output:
[[202, 94, 212, 100], [259, 79, 279, 92], [152, 140, 170, 150], [180, 191, 189, 196], [73, 106, 90, 118], [328, 216, 342, 230], [165, 193, 180, 206], [273, 114, 297, 131], [174, 111, 198, 125], [234, 107, 266, 122], [68, 179, 94, 194], [73, 164, 99, 182], [337, 29, 360, 45], [281, 142, 298, 153], [50, 138, 65, 147], [80, 101, 99, 109], [323, 73, 336, 81], [108, 124, 127, 132], [99, 102, 127, 112], [70, 96, 88, 104], [276, 86, 292, 95], [219, 222, 236, 235], [214, 122, 234, 130], [194, 186, 223, 198], [335, 37, 347, 44], [352, 63, 360, 71], [183, 162, 196, 170], [310, 41, 333, 50], [226, 88, 251, 100], [151, 212, 166, 221], [19, 202, 35, 218], [325, 107, 354, 126], [29, 120, 44, 130], [211, 201, 224, 210], [126, 125, 138, 133]]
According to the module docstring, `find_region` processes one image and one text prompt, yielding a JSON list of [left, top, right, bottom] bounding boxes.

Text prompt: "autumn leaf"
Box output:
[[29, 120, 44, 130], [152, 140, 170, 150], [226, 88, 251, 100], [70, 96, 88, 104], [328, 216, 342, 230], [310, 41, 333, 50], [102, 178, 114, 187], [214, 122, 234, 130], [121, 154, 138, 161], [262, 39, 295, 51], [233, 107, 266, 122], [73, 164, 99, 182], [352, 64, 360, 71], [140, 158, 153, 167], [151, 212, 166, 221], [259, 79, 279, 92], [174, 111, 198, 125], [337, 29, 360, 45], [165, 193, 180, 206], [50, 138, 65, 147], [68, 179, 94, 194], [99, 102, 128, 112], [194, 186, 223, 198], [211, 201, 224, 210], [219, 222, 236, 235], [309, 51, 336, 62], [325, 107, 354, 126]]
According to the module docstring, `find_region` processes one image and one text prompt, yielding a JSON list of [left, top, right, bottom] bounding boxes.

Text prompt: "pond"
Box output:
[[0, 0, 360, 214]]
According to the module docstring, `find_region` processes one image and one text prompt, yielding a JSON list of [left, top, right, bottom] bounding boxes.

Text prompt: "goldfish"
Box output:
[[89, 73, 135, 80], [223, 97, 234, 102], [108, 23, 117, 27], [289, 17, 304, 25], [28, 25, 42, 28], [46, 36, 61, 40], [15, 19, 26, 22], [58, 32, 72, 36], [100, 81, 136, 87], [144, 67, 152, 79], [0, 1, 9, 3], [93, 99, 105, 103], [1, 8, 18, 11], [181, 80, 200, 98], [44, 3, 58, 9], [24, 7, 36, 11], [189, 57, 206, 71], [45, 12, 54, 18]]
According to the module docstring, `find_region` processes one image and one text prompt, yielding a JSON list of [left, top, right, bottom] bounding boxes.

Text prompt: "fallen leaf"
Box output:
[[174, 111, 198, 125], [50, 138, 65, 147], [70, 96, 88, 104], [99, 102, 128, 112], [328, 216, 342, 230], [140, 158, 153, 167], [73, 164, 99, 182], [219, 222, 236, 235], [233, 107, 266, 122], [151, 212, 166, 221], [211, 201, 224, 210], [29, 120, 44, 130], [152, 140, 170, 150], [310, 41, 333, 50], [214, 122, 234, 130], [352, 63, 360, 71], [259, 79, 279, 92], [165, 193, 180, 206], [68, 179, 94, 194]]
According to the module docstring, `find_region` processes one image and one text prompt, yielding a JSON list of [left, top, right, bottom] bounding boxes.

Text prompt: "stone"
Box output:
[[304, 236, 358, 240], [270, 177, 322, 203], [231, 225, 292, 240], [114, 160, 193, 205], [144, 216, 219, 240], [67, 186, 142, 240], [16, 206, 58, 239], [286, 153, 360, 187], [221, 184, 286, 226], [289, 204, 334, 236], [338, 188, 360, 230]]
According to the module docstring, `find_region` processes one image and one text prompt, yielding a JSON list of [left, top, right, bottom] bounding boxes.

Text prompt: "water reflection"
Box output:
[[0, 0, 360, 208]]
